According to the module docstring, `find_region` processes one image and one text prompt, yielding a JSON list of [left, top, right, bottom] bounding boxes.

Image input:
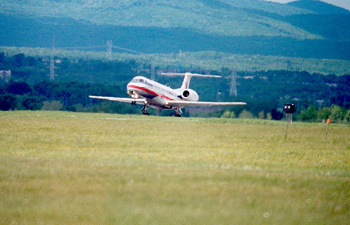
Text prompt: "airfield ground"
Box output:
[[0, 111, 349, 224]]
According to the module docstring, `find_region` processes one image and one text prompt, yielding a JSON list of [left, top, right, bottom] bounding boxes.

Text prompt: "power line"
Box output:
[[58, 43, 145, 55], [57, 41, 147, 61], [62, 45, 106, 49], [112, 45, 144, 55]]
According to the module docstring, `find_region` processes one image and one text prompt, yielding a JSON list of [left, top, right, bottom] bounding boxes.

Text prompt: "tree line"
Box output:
[[220, 104, 350, 123], [1, 79, 349, 122], [0, 52, 349, 122], [0, 80, 138, 114]]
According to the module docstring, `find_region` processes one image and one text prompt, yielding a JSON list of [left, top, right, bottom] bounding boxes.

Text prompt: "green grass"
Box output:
[[0, 111, 349, 224]]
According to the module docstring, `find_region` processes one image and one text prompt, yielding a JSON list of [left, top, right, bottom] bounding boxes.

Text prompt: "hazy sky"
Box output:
[[264, 0, 350, 11]]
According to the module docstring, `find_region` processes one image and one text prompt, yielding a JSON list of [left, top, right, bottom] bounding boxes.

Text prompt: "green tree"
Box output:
[[317, 107, 331, 121], [221, 110, 236, 118], [6, 81, 32, 95], [344, 109, 350, 123], [13, 53, 25, 67], [22, 97, 43, 110], [0, 52, 5, 63], [0, 94, 16, 110], [300, 105, 317, 121], [329, 104, 345, 122], [266, 112, 272, 120], [41, 101, 63, 111], [33, 81, 58, 99], [258, 111, 265, 119], [238, 110, 254, 119]]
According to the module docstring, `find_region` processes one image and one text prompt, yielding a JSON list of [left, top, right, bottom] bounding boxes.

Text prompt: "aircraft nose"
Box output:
[[127, 83, 132, 92], [127, 83, 137, 98]]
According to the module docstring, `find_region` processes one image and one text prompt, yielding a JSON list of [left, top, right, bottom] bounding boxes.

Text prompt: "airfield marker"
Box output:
[[285, 113, 292, 141], [324, 119, 331, 142]]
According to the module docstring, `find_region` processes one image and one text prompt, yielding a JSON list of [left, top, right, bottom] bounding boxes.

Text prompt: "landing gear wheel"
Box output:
[[142, 104, 149, 115], [175, 108, 183, 117]]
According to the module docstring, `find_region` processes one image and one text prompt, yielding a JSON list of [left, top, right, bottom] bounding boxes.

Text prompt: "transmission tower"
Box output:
[[229, 69, 237, 97], [106, 40, 113, 60], [151, 64, 155, 80], [49, 33, 57, 80]]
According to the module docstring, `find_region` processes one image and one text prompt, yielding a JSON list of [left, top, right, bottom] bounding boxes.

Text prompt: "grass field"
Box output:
[[0, 111, 349, 224]]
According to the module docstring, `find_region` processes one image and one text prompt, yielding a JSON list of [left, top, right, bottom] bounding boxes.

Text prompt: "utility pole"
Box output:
[[229, 69, 237, 97], [106, 40, 113, 60]]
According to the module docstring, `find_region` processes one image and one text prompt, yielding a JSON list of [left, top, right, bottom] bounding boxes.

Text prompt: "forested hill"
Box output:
[[285, 0, 350, 41], [287, 0, 350, 14], [0, 0, 349, 60], [0, 0, 317, 38]]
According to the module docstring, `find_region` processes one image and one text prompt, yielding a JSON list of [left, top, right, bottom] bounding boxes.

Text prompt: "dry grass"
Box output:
[[0, 111, 349, 224]]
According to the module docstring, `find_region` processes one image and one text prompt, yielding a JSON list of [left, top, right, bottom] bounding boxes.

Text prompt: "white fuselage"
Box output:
[[127, 76, 191, 110], [89, 72, 246, 116]]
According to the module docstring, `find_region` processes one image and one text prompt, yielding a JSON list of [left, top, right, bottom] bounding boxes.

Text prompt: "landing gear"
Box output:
[[142, 104, 149, 115], [131, 101, 136, 105], [175, 108, 182, 117]]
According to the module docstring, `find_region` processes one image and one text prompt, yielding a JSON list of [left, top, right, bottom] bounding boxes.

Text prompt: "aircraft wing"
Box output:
[[89, 95, 146, 105], [166, 100, 246, 107]]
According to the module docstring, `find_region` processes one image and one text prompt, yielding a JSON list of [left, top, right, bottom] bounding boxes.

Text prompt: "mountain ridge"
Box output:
[[0, 0, 317, 39], [287, 0, 350, 14], [0, 0, 349, 60]]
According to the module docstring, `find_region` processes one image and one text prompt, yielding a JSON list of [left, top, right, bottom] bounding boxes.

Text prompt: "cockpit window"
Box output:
[[131, 78, 151, 85]]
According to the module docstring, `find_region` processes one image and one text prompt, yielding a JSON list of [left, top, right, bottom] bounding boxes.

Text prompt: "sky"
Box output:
[[264, 0, 350, 11]]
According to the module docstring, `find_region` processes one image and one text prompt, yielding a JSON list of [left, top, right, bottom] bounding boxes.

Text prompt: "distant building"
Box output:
[[0, 70, 11, 82]]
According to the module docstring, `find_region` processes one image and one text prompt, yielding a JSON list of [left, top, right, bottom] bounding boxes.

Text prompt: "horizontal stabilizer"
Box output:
[[161, 72, 221, 89], [161, 72, 221, 78]]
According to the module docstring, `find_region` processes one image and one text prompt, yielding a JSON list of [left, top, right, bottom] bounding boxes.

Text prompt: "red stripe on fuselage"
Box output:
[[127, 84, 175, 101]]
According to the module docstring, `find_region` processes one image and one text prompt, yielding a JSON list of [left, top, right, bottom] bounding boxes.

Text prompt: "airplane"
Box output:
[[89, 72, 246, 117]]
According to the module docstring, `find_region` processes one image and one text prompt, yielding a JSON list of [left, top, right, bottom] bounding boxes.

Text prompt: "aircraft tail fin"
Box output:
[[161, 72, 221, 90]]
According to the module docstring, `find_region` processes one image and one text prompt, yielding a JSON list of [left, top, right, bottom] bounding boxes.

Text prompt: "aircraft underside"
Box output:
[[139, 97, 183, 117]]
